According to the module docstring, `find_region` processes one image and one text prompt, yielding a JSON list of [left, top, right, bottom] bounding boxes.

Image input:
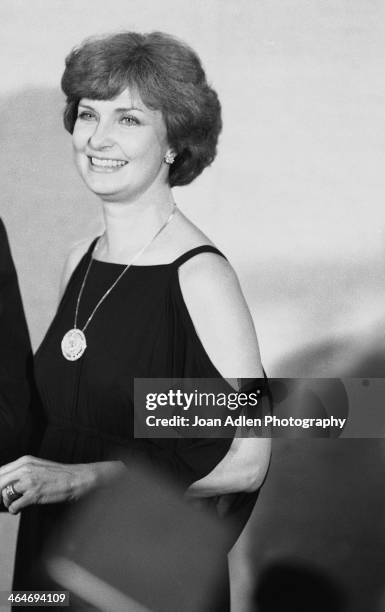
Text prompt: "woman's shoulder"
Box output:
[[166, 209, 225, 262], [59, 236, 95, 298], [176, 258, 262, 378], [170, 209, 234, 275], [65, 235, 95, 270], [171, 210, 240, 311], [171, 214, 262, 379]]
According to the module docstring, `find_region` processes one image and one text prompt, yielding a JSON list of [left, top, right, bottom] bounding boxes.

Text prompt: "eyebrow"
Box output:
[[78, 103, 144, 113]]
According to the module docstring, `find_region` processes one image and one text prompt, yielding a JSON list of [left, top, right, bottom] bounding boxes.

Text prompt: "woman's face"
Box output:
[[72, 88, 171, 202]]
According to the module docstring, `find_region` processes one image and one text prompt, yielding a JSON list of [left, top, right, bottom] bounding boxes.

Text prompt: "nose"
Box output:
[[88, 120, 114, 150]]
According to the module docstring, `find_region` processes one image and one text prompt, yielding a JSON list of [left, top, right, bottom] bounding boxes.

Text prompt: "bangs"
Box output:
[[62, 47, 165, 112]]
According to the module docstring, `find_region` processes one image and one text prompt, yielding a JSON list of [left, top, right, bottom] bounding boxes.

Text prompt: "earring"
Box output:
[[164, 151, 176, 165]]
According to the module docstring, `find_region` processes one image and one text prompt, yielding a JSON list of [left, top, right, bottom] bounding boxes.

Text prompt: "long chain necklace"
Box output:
[[61, 204, 177, 361]]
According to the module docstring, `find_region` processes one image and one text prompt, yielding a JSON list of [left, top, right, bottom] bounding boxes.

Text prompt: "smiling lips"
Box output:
[[89, 156, 128, 171]]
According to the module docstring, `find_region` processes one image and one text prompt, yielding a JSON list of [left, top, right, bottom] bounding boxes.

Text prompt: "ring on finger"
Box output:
[[4, 482, 22, 503]]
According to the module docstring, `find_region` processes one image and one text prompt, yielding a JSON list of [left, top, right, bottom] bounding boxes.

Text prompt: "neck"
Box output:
[[100, 188, 175, 260]]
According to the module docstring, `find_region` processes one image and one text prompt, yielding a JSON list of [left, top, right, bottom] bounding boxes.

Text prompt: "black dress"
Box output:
[[13, 242, 261, 609]]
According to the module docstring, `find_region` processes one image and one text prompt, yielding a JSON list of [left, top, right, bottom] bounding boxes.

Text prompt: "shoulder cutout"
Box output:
[[177, 252, 263, 379]]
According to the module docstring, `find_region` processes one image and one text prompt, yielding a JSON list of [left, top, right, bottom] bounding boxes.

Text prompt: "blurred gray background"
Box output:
[[0, 1, 384, 611]]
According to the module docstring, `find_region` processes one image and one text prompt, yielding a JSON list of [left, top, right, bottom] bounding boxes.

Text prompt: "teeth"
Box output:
[[91, 157, 127, 167]]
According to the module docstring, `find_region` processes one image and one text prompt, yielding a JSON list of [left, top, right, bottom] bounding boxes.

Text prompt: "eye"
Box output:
[[77, 110, 96, 121], [120, 115, 140, 126]]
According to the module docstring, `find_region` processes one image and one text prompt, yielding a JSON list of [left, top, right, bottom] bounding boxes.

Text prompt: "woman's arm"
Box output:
[[177, 252, 271, 496], [178, 252, 263, 379], [186, 436, 271, 497]]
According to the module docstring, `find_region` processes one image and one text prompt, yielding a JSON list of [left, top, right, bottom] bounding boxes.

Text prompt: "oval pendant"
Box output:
[[61, 328, 87, 361]]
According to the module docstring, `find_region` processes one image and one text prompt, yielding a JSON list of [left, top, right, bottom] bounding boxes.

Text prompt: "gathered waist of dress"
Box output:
[[45, 418, 133, 445]]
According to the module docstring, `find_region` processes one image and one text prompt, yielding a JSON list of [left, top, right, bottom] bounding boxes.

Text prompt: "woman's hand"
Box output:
[[0, 455, 125, 515]]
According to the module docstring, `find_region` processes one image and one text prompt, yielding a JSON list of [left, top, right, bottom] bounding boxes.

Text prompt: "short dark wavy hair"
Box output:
[[61, 31, 222, 187]]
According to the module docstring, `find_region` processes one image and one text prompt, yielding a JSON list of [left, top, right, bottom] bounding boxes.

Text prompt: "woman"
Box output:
[[0, 32, 270, 609]]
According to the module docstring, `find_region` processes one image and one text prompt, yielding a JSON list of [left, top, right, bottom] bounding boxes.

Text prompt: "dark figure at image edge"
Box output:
[[0, 219, 33, 468]]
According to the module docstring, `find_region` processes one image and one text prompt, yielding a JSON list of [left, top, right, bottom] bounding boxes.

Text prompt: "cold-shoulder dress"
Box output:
[[13, 242, 262, 610]]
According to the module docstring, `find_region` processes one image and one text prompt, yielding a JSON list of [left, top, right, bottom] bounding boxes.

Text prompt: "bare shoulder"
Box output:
[[178, 251, 263, 379], [162, 209, 215, 256], [59, 237, 93, 299], [178, 248, 238, 292]]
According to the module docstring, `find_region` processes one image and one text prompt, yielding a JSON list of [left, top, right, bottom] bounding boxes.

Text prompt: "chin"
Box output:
[[96, 192, 128, 203], [88, 186, 125, 202], [81, 174, 125, 199], [87, 182, 138, 203]]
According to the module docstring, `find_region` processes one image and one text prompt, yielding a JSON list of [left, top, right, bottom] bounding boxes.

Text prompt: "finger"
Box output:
[[2, 481, 24, 509], [0, 455, 36, 476], [0, 467, 31, 491], [8, 491, 35, 515], [2, 487, 9, 508], [0, 458, 56, 489], [2, 488, 12, 509], [1, 469, 54, 507], [0, 455, 62, 479], [0, 462, 66, 491], [0, 456, 39, 482]]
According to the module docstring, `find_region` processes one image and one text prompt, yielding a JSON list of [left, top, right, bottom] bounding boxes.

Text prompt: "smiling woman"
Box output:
[[61, 31, 222, 188], [1, 31, 271, 611]]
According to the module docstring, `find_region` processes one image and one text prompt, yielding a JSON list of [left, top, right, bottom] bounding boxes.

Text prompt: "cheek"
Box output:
[[71, 138, 88, 177], [72, 133, 83, 156], [72, 123, 90, 152], [120, 128, 165, 160]]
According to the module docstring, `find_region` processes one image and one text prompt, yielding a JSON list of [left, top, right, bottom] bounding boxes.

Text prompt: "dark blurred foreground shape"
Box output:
[[237, 338, 385, 612], [255, 561, 346, 612], [46, 462, 231, 612]]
